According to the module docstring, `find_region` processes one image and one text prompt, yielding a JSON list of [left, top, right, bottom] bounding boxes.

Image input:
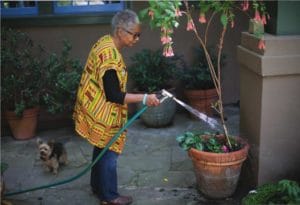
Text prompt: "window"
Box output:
[[54, 1, 124, 14], [1, 1, 38, 17], [1, 0, 125, 17]]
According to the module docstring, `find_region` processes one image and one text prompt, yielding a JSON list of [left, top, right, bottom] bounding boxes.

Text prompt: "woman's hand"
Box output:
[[146, 94, 160, 107]]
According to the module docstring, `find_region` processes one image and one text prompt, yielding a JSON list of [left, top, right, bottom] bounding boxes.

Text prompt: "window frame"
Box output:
[[1, 1, 38, 17], [1, 1, 129, 27], [53, 1, 124, 15]]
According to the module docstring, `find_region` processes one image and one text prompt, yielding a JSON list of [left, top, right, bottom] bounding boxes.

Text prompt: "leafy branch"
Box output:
[[141, 0, 268, 150]]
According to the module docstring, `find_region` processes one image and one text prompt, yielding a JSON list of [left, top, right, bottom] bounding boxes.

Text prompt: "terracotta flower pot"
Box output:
[[188, 136, 249, 199], [184, 88, 218, 117], [4, 107, 40, 140]]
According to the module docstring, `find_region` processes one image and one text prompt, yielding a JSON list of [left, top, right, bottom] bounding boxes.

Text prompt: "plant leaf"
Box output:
[[176, 135, 185, 143], [221, 14, 228, 28], [185, 136, 196, 145], [195, 142, 204, 151]]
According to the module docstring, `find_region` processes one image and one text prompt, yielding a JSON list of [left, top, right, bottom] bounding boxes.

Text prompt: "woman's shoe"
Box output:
[[101, 195, 133, 205]]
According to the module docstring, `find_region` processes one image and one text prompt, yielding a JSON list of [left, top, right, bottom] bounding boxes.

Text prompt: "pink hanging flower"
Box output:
[[175, 8, 182, 17], [258, 39, 266, 50], [254, 10, 261, 22], [167, 46, 174, 57], [186, 19, 195, 31], [148, 10, 154, 20], [221, 145, 229, 153], [161, 35, 172, 45], [198, 13, 206, 24], [168, 28, 173, 34], [231, 20, 235, 28], [241, 0, 249, 11], [261, 14, 267, 25], [163, 44, 174, 57], [161, 27, 173, 34]]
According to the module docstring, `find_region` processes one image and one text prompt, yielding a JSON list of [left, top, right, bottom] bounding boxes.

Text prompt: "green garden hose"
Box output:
[[5, 106, 148, 197]]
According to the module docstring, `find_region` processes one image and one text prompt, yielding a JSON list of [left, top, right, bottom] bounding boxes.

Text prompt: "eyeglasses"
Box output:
[[121, 28, 141, 39]]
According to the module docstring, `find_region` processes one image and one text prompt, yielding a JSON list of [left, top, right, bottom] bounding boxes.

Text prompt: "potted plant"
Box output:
[[141, 0, 267, 198], [176, 131, 249, 198], [42, 40, 82, 115], [36, 39, 82, 130], [178, 47, 225, 116], [1, 27, 44, 140], [128, 49, 181, 127], [1, 28, 82, 139]]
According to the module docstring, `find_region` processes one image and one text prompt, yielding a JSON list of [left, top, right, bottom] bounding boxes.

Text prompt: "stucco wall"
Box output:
[[238, 32, 300, 185], [5, 1, 250, 104]]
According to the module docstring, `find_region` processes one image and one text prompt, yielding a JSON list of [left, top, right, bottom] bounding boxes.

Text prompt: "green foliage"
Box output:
[[141, 0, 268, 138], [199, 1, 235, 28], [176, 131, 241, 153], [179, 65, 213, 90], [277, 180, 300, 204], [141, 1, 266, 36], [178, 47, 225, 90], [242, 183, 278, 205], [140, 1, 182, 31], [1, 27, 44, 116], [1, 28, 82, 116], [42, 40, 82, 114], [242, 180, 300, 205], [128, 49, 181, 93]]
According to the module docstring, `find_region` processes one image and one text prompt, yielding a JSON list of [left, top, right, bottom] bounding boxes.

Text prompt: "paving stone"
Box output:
[[170, 146, 194, 171], [2, 106, 249, 205], [137, 170, 195, 187]]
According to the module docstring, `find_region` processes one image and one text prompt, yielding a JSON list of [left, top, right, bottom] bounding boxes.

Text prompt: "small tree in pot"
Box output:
[[1, 28, 45, 140], [141, 0, 267, 198], [42, 40, 82, 115], [1, 28, 44, 116], [38, 39, 82, 130], [1, 28, 82, 139]]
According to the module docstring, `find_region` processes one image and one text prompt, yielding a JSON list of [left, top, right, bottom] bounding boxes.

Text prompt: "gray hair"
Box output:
[[111, 9, 140, 33]]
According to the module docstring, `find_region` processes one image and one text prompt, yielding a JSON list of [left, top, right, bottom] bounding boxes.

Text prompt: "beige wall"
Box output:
[[238, 32, 300, 185], [15, 1, 250, 104]]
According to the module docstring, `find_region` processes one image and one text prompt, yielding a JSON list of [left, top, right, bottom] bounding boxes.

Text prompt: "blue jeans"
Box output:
[[90, 146, 119, 201]]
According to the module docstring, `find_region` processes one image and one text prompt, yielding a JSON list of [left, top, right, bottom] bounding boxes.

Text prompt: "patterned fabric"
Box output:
[[73, 35, 128, 154]]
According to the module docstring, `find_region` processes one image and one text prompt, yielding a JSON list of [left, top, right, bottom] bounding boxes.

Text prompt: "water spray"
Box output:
[[158, 89, 219, 129]]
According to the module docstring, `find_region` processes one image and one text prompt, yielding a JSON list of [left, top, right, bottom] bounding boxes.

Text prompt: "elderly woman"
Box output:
[[73, 10, 160, 205]]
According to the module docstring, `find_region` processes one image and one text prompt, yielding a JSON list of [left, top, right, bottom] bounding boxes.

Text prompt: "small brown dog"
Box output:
[[36, 138, 68, 175]]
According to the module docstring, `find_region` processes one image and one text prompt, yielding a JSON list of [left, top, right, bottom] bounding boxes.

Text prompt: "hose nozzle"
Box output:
[[161, 89, 174, 98], [156, 89, 174, 103]]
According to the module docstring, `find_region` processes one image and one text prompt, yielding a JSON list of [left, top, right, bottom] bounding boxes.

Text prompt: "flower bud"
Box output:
[[199, 13, 206, 24]]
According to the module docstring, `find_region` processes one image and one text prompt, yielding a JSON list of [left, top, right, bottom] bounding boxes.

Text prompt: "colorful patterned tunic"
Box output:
[[73, 35, 128, 154]]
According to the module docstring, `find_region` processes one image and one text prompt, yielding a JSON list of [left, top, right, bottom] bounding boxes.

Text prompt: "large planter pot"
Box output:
[[188, 136, 249, 199], [4, 107, 40, 140], [137, 90, 176, 127], [184, 88, 218, 116]]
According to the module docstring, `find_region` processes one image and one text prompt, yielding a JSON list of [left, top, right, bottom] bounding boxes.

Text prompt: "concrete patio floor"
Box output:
[[1, 105, 250, 205]]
